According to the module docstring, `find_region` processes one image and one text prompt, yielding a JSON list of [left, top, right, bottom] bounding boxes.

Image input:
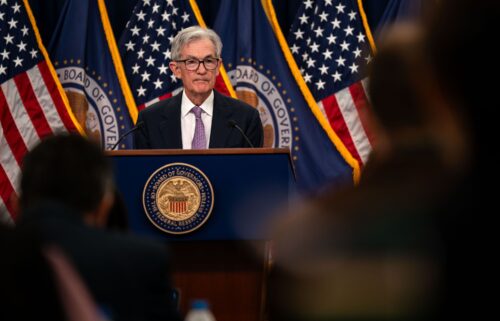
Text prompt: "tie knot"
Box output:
[[191, 106, 202, 118]]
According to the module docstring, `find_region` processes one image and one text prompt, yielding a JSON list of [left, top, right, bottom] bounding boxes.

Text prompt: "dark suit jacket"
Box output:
[[17, 202, 180, 321], [134, 90, 263, 149]]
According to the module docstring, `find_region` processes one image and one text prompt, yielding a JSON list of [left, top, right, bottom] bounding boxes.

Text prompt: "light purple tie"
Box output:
[[191, 106, 207, 149]]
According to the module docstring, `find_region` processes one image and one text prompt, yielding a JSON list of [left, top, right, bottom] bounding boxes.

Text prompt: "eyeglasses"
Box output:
[[175, 57, 220, 71]]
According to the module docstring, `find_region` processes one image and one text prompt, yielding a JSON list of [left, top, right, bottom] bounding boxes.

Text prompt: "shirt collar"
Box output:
[[181, 90, 214, 117]]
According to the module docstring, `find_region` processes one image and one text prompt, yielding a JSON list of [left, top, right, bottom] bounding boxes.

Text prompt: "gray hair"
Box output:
[[171, 26, 222, 60]]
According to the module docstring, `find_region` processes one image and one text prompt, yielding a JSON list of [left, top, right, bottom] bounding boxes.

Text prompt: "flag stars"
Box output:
[[181, 12, 190, 23], [353, 47, 362, 58], [161, 11, 170, 21], [349, 63, 358, 74], [125, 41, 135, 51], [147, 19, 154, 29], [294, 28, 304, 40], [306, 57, 316, 68], [322, 48, 333, 60], [172, 7, 178, 15], [0, 12, 4, 21], [13, 56, 23, 67], [156, 26, 166, 36], [4, 33, 14, 44], [357, 32, 366, 43], [348, 11, 357, 21], [150, 41, 160, 51], [158, 64, 168, 74], [170, 73, 177, 82], [0, 64, 6, 75], [136, 10, 146, 21], [327, 33, 336, 44], [340, 40, 350, 51], [145, 56, 155, 66], [304, 0, 313, 9], [332, 71, 342, 82], [315, 79, 325, 90], [314, 26, 324, 37], [153, 78, 163, 89], [0, 49, 9, 60], [331, 18, 341, 29], [336, 3, 345, 13], [11, 2, 21, 13], [298, 13, 308, 24], [142, 34, 150, 44], [344, 25, 354, 36], [152, 3, 160, 13], [137, 86, 146, 97], [310, 42, 319, 53], [21, 25, 29, 36], [130, 26, 141, 36], [319, 11, 328, 22], [7, 18, 17, 29], [319, 64, 329, 75], [303, 72, 312, 83], [137, 49, 145, 59], [140, 70, 150, 82], [290, 43, 300, 54], [131, 63, 140, 74], [17, 41, 26, 52], [365, 54, 372, 64], [336, 56, 346, 66], [168, 35, 174, 43], [162, 49, 171, 59]]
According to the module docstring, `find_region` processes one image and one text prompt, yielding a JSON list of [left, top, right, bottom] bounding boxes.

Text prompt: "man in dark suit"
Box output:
[[16, 134, 180, 321], [134, 26, 263, 149]]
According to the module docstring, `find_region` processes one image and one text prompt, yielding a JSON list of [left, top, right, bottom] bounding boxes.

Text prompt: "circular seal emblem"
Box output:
[[143, 163, 214, 234]]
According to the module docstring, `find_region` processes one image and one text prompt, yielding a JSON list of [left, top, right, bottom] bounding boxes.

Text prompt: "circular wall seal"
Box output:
[[143, 163, 214, 234]]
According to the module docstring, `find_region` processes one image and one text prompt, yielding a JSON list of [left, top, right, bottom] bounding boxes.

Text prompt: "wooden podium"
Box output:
[[107, 148, 295, 321]]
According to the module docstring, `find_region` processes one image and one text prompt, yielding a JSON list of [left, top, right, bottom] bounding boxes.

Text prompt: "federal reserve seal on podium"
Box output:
[[142, 163, 214, 234]]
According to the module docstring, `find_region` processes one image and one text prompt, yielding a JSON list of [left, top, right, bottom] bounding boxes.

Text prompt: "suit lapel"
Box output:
[[159, 94, 182, 149], [210, 91, 234, 148]]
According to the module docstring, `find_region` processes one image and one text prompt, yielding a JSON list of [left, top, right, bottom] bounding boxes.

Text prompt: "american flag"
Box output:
[[0, 0, 79, 223], [288, 0, 375, 166], [119, 0, 234, 111]]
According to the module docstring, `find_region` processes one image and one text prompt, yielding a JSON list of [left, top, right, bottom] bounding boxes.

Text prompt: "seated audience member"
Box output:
[[0, 224, 105, 321], [267, 2, 482, 315], [16, 134, 180, 321]]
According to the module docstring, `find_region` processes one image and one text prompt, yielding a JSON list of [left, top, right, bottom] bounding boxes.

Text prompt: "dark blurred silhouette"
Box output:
[[16, 134, 180, 321], [105, 188, 129, 231], [0, 223, 104, 321], [267, 0, 486, 319], [0, 224, 67, 320]]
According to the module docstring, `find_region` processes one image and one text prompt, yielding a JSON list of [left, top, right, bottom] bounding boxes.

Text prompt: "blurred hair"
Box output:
[[425, 0, 495, 135], [368, 24, 428, 134], [20, 134, 114, 214]]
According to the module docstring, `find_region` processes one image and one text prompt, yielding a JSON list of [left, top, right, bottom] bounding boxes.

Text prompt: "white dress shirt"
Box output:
[[180, 90, 214, 149]]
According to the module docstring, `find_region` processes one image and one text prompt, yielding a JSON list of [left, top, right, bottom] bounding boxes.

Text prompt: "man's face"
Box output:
[[170, 38, 220, 102]]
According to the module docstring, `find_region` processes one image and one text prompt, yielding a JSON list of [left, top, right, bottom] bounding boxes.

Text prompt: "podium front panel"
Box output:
[[108, 149, 295, 241]]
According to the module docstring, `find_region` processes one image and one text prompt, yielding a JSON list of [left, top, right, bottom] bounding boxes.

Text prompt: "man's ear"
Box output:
[[169, 61, 182, 79]]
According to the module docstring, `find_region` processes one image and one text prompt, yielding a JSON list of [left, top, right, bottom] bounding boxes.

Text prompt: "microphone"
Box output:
[[228, 120, 254, 148], [110, 121, 144, 150]]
